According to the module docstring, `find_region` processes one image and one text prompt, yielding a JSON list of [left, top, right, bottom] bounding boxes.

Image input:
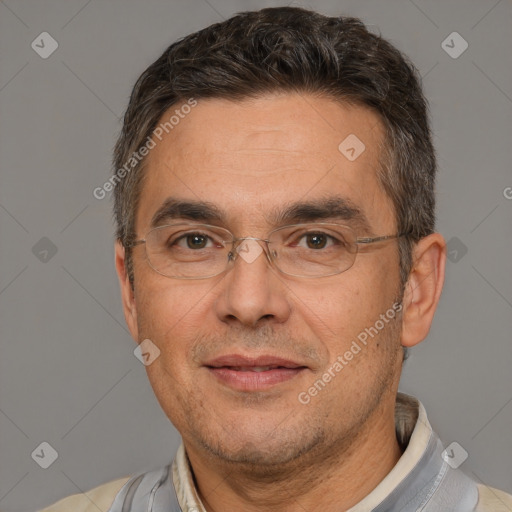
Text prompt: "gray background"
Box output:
[[0, 0, 511, 510]]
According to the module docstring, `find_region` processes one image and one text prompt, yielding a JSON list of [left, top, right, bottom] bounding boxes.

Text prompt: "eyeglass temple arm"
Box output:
[[125, 239, 146, 248], [355, 233, 408, 245]]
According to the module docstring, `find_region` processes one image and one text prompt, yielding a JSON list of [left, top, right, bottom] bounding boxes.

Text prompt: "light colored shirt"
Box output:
[[39, 393, 512, 511]]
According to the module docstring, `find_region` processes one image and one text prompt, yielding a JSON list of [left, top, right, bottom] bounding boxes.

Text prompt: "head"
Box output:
[[114, 7, 445, 472]]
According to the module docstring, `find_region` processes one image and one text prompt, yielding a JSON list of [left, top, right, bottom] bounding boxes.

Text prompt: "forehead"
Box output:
[[137, 93, 395, 234]]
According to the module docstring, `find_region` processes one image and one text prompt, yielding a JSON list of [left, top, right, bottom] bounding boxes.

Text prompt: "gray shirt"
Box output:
[[105, 394, 510, 511]]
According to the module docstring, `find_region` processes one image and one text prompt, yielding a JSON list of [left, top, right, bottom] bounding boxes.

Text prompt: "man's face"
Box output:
[[124, 93, 404, 468]]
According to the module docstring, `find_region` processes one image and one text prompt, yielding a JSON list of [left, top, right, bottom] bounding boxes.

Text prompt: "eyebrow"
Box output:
[[150, 196, 372, 234], [270, 197, 372, 233]]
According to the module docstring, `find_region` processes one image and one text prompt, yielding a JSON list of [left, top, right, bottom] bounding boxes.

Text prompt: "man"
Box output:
[[41, 6, 511, 512]]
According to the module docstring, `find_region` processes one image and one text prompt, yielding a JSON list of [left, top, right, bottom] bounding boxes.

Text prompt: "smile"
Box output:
[[205, 355, 308, 391]]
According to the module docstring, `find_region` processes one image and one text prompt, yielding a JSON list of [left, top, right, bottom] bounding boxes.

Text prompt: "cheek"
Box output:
[[135, 281, 213, 418], [290, 260, 399, 351], [133, 277, 216, 377], [135, 273, 213, 331]]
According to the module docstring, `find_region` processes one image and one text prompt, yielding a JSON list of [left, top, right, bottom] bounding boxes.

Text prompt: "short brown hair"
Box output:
[[113, 6, 436, 290]]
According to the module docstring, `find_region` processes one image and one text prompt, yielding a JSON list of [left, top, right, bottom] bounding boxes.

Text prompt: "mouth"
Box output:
[[205, 355, 308, 391]]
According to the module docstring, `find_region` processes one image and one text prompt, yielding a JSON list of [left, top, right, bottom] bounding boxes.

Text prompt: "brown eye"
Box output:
[[305, 233, 328, 249], [185, 234, 209, 249], [170, 233, 215, 250]]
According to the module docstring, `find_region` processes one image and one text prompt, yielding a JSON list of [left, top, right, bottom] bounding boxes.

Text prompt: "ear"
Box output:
[[400, 233, 446, 348], [115, 241, 139, 342]]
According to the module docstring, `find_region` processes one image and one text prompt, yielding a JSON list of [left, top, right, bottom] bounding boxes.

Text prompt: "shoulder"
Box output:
[[38, 476, 130, 512], [476, 484, 512, 511]]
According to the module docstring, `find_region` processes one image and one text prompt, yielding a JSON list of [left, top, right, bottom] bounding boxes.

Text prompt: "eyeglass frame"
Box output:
[[126, 222, 410, 279]]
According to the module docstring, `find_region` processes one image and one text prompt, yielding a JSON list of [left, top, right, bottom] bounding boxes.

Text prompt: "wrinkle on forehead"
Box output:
[[139, 93, 395, 235]]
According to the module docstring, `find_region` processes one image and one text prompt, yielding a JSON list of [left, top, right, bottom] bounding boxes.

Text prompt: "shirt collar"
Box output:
[[171, 392, 432, 511]]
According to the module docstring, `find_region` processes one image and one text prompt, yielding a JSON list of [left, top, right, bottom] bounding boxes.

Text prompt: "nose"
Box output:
[[214, 238, 292, 328]]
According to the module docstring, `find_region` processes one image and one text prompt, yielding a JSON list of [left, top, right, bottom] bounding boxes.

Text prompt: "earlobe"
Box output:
[[400, 233, 446, 348], [114, 241, 139, 342]]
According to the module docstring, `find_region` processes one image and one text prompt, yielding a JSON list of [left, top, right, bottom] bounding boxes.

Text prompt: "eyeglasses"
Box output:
[[127, 223, 407, 279]]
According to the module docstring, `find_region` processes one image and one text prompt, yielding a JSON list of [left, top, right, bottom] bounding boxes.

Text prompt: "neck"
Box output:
[[185, 395, 403, 512]]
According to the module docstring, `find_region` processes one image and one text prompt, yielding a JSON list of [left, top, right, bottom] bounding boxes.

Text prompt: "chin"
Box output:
[[194, 420, 326, 470]]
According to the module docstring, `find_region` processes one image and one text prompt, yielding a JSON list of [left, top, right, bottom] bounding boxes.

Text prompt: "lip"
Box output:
[[205, 354, 308, 391]]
